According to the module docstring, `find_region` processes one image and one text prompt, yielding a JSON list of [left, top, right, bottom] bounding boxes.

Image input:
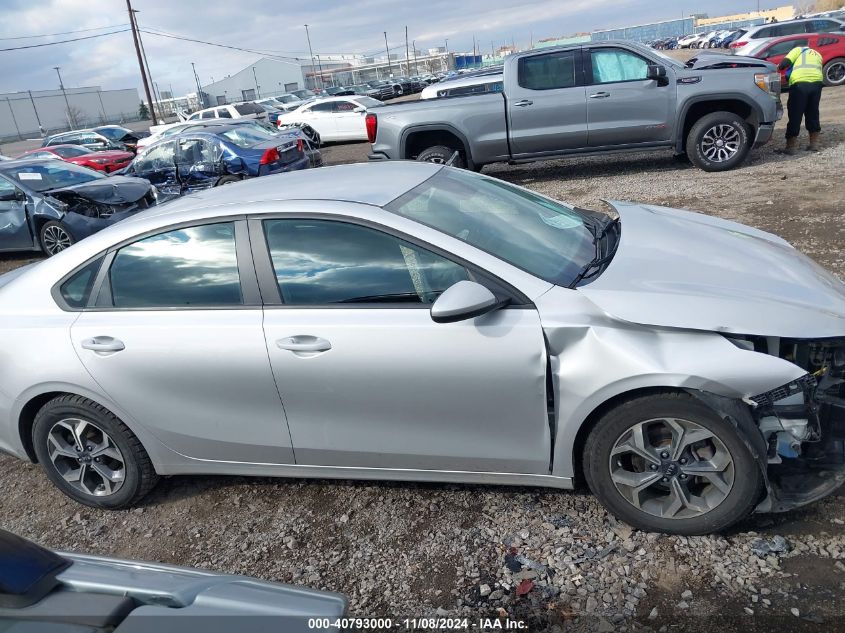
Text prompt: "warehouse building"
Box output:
[[0, 87, 139, 142]]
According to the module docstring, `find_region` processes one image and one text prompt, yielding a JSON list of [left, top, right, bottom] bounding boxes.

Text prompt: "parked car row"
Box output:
[[746, 31, 845, 87]]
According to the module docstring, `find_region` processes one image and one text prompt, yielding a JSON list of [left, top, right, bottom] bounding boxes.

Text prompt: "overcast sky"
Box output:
[[1, 0, 780, 97]]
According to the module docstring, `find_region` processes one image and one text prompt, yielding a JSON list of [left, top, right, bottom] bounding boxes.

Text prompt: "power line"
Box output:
[[0, 29, 130, 52], [139, 28, 307, 62], [0, 23, 129, 41]]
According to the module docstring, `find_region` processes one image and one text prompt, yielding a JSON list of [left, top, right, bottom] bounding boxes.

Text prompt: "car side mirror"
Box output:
[[430, 280, 504, 323], [647, 64, 669, 86], [353, 106, 366, 113], [0, 189, 25, 202]]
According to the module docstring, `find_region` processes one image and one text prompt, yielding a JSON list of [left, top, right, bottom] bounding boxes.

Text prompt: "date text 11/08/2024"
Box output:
[[307, 618, 529, 630]]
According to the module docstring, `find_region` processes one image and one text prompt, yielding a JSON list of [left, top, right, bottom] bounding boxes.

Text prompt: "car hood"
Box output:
[[69, 150, 134, 161], [45, 175, 152, 204], [578, 201, 845, 338]]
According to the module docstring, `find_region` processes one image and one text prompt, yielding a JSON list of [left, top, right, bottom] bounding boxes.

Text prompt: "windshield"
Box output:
[[276, 94, 299, 103], [2, 161, 104, 193], [221, 126, 279, 147], [385, 169, 595, 286], [96, 127, 131, 141]]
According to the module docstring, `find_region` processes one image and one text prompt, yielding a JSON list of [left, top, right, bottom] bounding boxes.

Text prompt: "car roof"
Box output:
[[137, 162, 443, 218]]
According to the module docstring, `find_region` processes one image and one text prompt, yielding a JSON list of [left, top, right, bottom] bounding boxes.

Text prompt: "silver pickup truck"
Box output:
[[367, 41, 783, 172]]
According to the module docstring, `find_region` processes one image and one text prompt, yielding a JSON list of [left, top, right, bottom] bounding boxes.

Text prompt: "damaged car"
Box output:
[[0, 163, 843, 535], [123, 121, 315, 200], [0, 159, 157, 256]]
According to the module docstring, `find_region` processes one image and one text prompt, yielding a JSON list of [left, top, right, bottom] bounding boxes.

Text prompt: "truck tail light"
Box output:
[[365, 113, 378, 144], [260, 147, 280, 165]]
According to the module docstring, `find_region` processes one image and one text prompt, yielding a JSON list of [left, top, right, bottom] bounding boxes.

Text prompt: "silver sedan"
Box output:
[[1, 162, 843, 535]]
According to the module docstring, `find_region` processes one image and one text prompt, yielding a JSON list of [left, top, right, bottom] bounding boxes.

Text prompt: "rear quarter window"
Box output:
[[59, 257, 104, 309]]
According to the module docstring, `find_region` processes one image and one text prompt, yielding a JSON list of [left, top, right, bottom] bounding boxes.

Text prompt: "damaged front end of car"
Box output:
[[43, 177, 158, 240], [726, 335, 845, 513]]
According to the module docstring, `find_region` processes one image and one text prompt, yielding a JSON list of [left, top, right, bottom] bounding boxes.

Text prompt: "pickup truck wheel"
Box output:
[[686, 112, 751, 172], [417, 145, 465, 168], [823, 58, 845, 87], [584, 392, 762, 535]]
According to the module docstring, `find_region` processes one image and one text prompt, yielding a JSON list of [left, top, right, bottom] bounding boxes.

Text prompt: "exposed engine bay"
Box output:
[[728, 335, 845, 512], [48, 189, 155, 219]]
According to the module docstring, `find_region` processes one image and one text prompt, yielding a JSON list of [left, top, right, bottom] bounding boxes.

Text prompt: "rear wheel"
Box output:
[[584, 392, 762, 535], [686, 111, 751, 172], [216, 175, 241, 186], [33, 395, 159, 509], [823, 58, 845, 87], [39, 221, 74, 256], [416, 145, 465, 168]]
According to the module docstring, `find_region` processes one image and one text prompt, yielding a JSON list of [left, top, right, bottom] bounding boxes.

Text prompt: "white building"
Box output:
[[0, 86, 140, 141]]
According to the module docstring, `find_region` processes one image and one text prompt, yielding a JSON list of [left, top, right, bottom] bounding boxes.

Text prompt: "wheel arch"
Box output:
[[569, 385, 769, 494], [400, 124, 476, 169], [15, 385, 165, 468], [675, 95, 763, 153]]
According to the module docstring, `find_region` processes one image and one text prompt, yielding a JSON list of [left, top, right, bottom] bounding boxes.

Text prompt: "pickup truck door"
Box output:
[[507, 49, 588, 155], [585, 47, 674, 147]]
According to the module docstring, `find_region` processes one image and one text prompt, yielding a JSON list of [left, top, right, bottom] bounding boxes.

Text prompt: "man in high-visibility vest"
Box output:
[[778, 46, 824, 154]]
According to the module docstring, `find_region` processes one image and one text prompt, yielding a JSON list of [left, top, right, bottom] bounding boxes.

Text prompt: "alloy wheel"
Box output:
[[46, 418, 126, 497], [42, 225, 72, 255], [826, 61, 845, 85], [700, 124, 741, 162], [609, 417, 735, 520]]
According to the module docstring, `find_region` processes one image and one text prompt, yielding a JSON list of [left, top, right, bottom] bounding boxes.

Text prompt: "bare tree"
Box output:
[[793, 1, 816, 16], [65, 105, 85, 130], [813, 0, 841, 10]]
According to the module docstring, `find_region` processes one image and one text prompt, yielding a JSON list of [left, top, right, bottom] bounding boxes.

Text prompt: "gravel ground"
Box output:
[[2, 84, 845, 633]]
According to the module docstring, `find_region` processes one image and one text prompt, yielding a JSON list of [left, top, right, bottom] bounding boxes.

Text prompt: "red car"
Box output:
[[749, 32, 845, 87], [16, 144, 134, 173]]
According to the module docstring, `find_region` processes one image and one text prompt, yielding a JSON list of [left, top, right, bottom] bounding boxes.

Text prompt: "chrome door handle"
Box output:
[[513, 99, 533, 107], [589, 92, 610, 99], [276, 336, 332, 353], [81, 336, 125, 353]]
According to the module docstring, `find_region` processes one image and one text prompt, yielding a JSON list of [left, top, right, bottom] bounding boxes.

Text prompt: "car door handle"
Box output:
[[589, 92, 610, 99], [81, 336, 125, 353], [276, 336, 332, 353], [513, 99, 533, 107]]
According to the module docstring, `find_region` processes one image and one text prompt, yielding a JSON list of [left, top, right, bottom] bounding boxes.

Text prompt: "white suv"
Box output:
[[186, 102, 268, 123], [730, 17, 844, 55]]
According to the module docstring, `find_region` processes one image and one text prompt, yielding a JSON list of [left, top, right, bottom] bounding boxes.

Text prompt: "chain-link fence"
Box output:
[[0, 87, 142, 143]]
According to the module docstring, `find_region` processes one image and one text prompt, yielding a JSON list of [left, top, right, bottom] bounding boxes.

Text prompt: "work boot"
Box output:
[[784, 137, 799, 155], [807, 132, 821, 152]]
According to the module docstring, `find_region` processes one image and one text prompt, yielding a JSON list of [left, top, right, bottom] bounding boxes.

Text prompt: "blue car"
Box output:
[[124, 121, 313, 199]]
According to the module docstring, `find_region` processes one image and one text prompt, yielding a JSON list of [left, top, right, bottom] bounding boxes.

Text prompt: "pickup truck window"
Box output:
[[591, 49, 649, 84], [385, 169, 595, 287], [518, 51, 577, 90]]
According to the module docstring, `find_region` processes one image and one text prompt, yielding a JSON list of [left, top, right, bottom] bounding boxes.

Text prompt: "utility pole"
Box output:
[[53, 66, 72, 117], [126, 0, 156, 123], [252, 67, 261, 98], [491, 41, 495, 59], [191, 62, 204, 109], [384, 31, 392, 76], [5, 99, 22, 140], [27, 90, 43, 134], [304, 24, 318, 90], [131, 8, 158, 122], [405, 26, 410, 76]]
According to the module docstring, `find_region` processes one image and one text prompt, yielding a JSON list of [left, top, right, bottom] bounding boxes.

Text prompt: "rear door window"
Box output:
[[765, 39, 809, 57], [518, 50, 577, 90], [215, 108, 233, 118], [109, 223, 242, 308]]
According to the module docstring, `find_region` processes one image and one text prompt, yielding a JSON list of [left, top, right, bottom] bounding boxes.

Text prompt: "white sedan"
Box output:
[[275, 96, 384, 142]]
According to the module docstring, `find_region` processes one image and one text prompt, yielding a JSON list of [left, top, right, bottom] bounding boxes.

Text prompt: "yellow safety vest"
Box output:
[[785, 47, 824, 85]]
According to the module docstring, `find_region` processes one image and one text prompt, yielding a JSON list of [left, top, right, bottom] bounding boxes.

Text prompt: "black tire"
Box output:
[[33, 395, 159, 509], [686, 111, 751, 172], [39, 220, 75, 256], [215, 175, 241, 186], [583, 392, 762, 535], [823, 57, 845, 87], [416, 145, 466, 168]]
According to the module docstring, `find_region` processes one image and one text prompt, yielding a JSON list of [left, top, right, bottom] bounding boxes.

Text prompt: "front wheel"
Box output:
[[823, 58, 845, 87], [686, 111, 751, 172], [584, 392, 762, 535], [416, 145, 465, 168], [32, 395, 159, 509], [39, 221, 75, 256]]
